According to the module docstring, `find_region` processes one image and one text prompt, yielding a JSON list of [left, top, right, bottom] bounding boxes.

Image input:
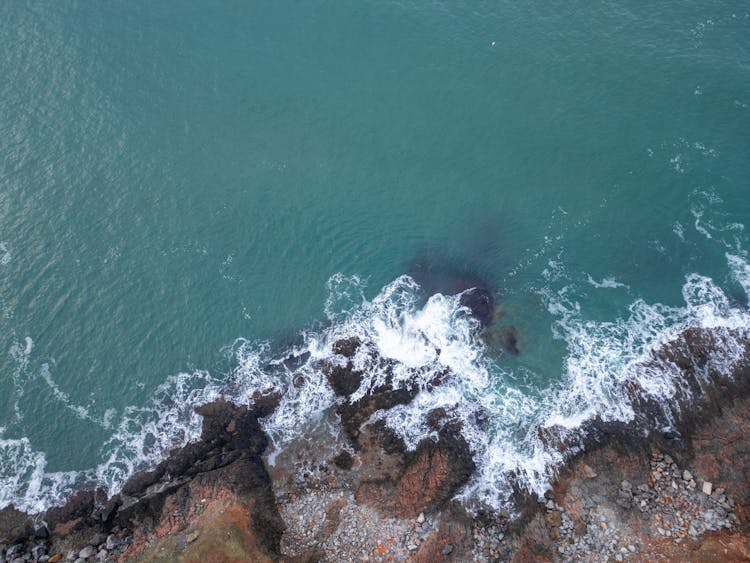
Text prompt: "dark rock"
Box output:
[[332, 451, 354, 470], [459, 287, 495, 327], [33, 526, 48, 540], [89, 532, 106, 547], [31, 545, 47, 560], [120, 468, 165, 497], [44, 489, 101, 533], [194, 400, 268, 456], [441, 543, 454, 555], [92, 497, 120, 524], [426, 408, 448, 430], [250, 388, 283, 418], [367, 420, 407, 455], [322, 360, 363, 397], [0, 506, 33, 544], [338, 383, 418, 444], [332, 336, 362, 359]]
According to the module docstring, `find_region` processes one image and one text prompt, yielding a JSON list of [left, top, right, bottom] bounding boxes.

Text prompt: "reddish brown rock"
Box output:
[[0, 505, 33, 544], [395, 422, 475, 517]]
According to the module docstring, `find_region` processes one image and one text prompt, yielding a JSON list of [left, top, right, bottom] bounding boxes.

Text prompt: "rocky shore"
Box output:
[[1, 323, 749, 562]]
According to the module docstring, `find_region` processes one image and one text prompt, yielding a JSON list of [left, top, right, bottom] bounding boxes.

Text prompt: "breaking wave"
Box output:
[[2, 205, 749, 515]]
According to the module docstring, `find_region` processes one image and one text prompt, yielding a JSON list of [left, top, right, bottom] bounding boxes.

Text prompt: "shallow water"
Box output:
[[1, 2, 749, 512]]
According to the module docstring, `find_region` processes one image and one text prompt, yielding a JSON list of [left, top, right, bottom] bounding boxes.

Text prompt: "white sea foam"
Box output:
[[3, 250, 749, 514], [585, 275, 629, 289], [2, 203, 749, 516]]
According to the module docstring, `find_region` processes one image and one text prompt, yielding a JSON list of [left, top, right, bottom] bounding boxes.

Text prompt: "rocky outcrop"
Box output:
[[395, 421, 476, 517], [459, 287, 496, 328], [507, 327, 750, 562], [322, 336, 477, 520], [0, 399, 283, 563], [3, 327, 750, 562]]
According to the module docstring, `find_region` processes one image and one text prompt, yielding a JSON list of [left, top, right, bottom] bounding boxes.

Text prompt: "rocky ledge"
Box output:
[[1, 325, 749, 562]]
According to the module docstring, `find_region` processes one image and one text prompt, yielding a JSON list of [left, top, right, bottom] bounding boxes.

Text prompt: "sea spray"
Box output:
[[2, 250, 749, 514]]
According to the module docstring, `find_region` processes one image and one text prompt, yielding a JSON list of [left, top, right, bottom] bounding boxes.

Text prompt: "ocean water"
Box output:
[[1, 2, 749, 513]]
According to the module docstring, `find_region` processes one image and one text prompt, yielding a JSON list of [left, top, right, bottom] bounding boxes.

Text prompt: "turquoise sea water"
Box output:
[[1, 2, 749, 512]]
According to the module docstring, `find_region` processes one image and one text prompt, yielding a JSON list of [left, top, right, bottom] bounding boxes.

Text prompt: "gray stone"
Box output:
[[5, 546, 24, 560], [441, 544, 453, 556], [105, 535, 120, 551], [31, 545, 47, 559], [78, 546, 96, 560], [682, 470, 692, 481], [702, 481, 713, 495], [90, 533, 106, 548]]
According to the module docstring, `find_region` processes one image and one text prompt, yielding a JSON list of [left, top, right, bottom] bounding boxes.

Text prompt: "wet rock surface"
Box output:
[[0, 400, 282, 562], [1, 327, 749, 562]]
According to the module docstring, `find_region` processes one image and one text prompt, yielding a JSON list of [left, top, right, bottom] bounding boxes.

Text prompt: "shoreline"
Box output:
[[1, 325, 749, 562]]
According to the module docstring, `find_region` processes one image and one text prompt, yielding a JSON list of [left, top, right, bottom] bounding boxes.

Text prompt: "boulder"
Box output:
[[395, 421, 476, 517], [459, 287, 496, 327], [0, 506, 33, 544]]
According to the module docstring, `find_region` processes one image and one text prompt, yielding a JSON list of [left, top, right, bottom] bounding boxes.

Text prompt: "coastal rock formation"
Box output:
[[395, 421, 476, 517], [324, 336, 477, 519], [2, 326, 750, 562], [0, 400, 283, 563]]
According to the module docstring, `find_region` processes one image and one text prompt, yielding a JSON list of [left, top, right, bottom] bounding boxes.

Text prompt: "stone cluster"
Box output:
[[469, 514, 511, 561], [0, 529, 129, 563], [546, 496, 640, 562], [619, 452, 736, 541]]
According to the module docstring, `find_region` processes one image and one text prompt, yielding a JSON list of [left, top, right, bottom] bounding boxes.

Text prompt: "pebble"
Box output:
[[702, 481, 713, 495], [104, 535, 120, 551], [416, 512, 425, 524], [78, 546, 96, 559], [5, 546, 24, 560]]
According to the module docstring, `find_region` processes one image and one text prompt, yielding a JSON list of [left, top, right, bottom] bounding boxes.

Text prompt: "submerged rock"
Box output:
[[408, 256, 497, 326], [459, 287, 496, 327], [484, 325, 520, 355]]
